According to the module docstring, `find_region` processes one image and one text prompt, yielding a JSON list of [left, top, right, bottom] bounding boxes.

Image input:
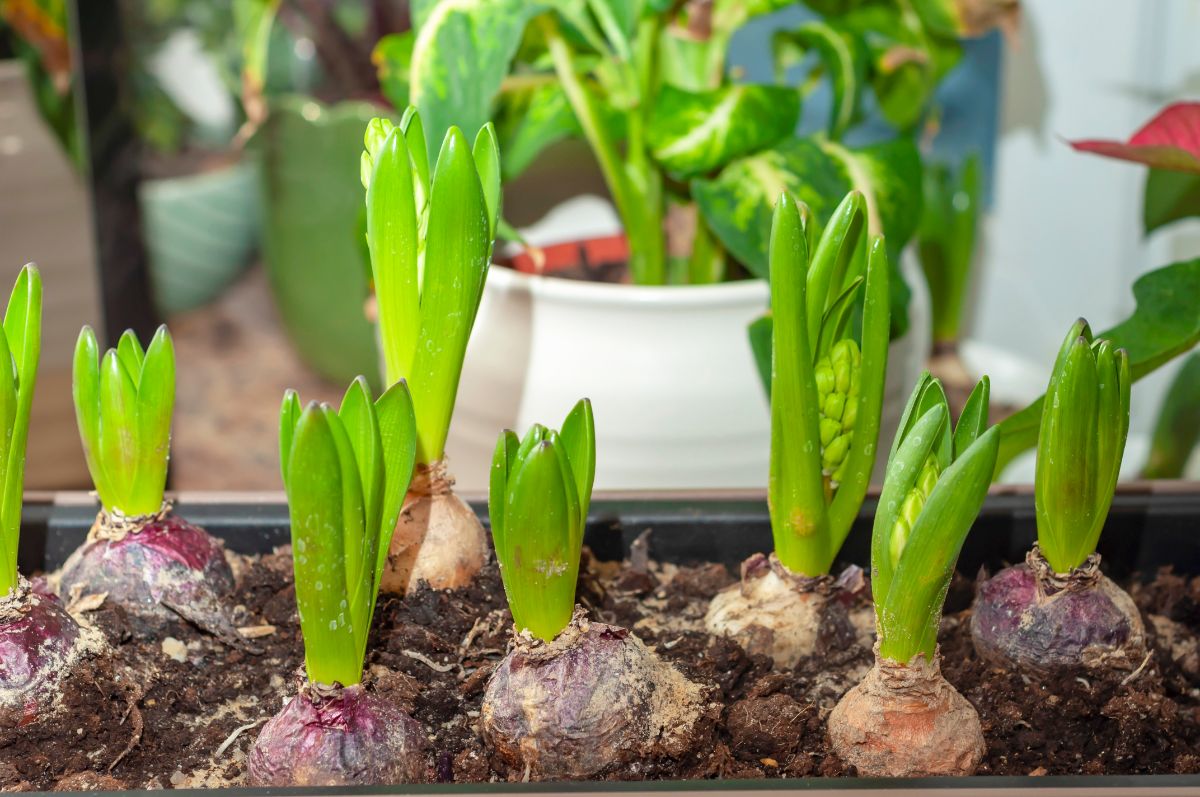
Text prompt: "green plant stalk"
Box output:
[[539, 14, 666, 286], [280, 377, 417, 685], [489, 399, 595, 642], [363, 110, 499, 464], [1035, 321, 1130, 573], [918, 156, 979, 345], [0, 266, 41, 595], [1143, 351, 1200, 478], [72, 324, 175, 518], [767, 191, 889, 576], [873, 374, 997, 663]]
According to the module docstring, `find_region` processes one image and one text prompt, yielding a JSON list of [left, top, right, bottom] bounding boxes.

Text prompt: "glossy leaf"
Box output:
[[1144, 168, 1200, 234], [772, 21, 865, 140], [374, 32, 415, 112], [72, 327, 105, 502], [749, 313, 774, 399], [558, 398, 596, 526], [953, 375, 990, 458], [473, 123, 503, 240], [0, 266, 40, 593], [286, 405, 359, 687], [409, 126, 492, 462], [1143, 351, 1200, 479], [1069, 103, 1200, 174], [278, 389, 300, 488], [408, 0, 551, 162], [878, 425, 999, 662], [488, 429, 521, 555], [995, 260, 1200, 476], [767, 194, 829, 576], [918, 156, 980, 343], [647, 84, 800, 178], [130, 327, 174, 514], [496, 83, 580, 179]]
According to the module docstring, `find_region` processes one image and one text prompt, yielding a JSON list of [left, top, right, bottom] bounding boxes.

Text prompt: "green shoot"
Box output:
[[917, 155, 980, 346], [72, 324, 175, 518], [279, 377, 418, 687], [0, 265, 42, 596], [765, 191, 890, 577], [361, 107, 501, 465], [489, 399, 595, 643], [1035, 320, 1131, 573], [872, 374, 999, 664]]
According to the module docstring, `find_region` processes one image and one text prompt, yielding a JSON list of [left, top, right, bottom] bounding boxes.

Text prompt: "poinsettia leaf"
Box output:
[[1069, 103, 1200, 174], [648, 83, 800, 178]]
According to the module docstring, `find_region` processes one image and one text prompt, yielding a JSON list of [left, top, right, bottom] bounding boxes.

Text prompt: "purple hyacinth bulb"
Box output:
[[971, 547, 1146, 674], [247, 683, 427, 786], [0, 584, 86, 727]]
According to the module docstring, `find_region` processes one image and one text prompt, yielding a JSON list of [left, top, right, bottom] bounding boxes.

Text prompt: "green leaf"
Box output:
[[806, 190, 867, 347], [374, 32, 415, 112], [693, 136, 921, 283], [647, 84, 800, 178], [995, 260, 1200, 476], [748, 313, 774, 399], [286, 405, 360, 687], [408, 0, 550, 163], [496, 82, 580, 179], [129, 327, 174, 515], [500, 438, 580, 641], [1144, 168, 1200, 235], [278, 389, 301, 488], [953, 375, 990, 458], [919, 156, 981, 343], [409, 126, 492, 462], [338, 377, 385, 554], [473, 122, 502, 240], [870, 401, 948, 616], [1036, 332, 1100, 573], [489, 428, 521, 557], [0, 265, 40, 590], [373, 379, 418, 575], [772, 21, 865, 140], [1143, 351, 1200, 479], [557, 398, 596, 525], [767, 194, 829, 576], [72, 326, 106, 502], [879, 425, 999, 663], [97, 349, 138, 513], [814, 277, 864, 359], [366, 124, 421, 387], [116, 330, 144, 380]]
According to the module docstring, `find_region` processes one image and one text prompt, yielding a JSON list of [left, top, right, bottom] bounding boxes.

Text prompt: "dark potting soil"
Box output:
[[1, 544, 1198, 789]]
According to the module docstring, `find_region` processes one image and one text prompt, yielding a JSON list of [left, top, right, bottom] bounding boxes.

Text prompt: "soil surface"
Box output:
[[1, 542, 1198, 789]]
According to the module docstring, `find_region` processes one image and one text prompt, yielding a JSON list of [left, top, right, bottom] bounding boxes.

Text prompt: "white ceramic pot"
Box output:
[[448, 267, 929, 492]]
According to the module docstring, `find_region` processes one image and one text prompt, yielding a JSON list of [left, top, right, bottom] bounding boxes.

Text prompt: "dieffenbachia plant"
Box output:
[[278, 378, 417, 686], [489, 399, 595, 642], [73, 325, 175, 517], [0, 266, 41, 597], [373, 1, 967, 301], [249, 378, 426, 787], [1035, 320, 1130, 574], [917, 154, 980, 350], [360, 106, 500, 465], [757, 190, 889, 577], [873, 373, 998, 664]]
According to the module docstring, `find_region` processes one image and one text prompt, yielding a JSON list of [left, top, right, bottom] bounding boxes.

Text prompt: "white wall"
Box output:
[[971, 0, 1200, 471]]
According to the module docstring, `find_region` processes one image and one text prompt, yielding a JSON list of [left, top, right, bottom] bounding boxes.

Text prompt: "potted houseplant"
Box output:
[[375, 0, 1008, 490]]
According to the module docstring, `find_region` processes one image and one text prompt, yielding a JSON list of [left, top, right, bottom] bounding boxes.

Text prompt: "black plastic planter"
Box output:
[[13, 485, 1200, 795]]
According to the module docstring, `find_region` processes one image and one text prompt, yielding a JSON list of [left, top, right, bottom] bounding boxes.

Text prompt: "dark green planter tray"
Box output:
[[16, 487, 1200, 795]]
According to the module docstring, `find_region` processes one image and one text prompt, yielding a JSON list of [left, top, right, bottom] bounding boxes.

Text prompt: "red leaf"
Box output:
[[1069, 103, 1200, 174]]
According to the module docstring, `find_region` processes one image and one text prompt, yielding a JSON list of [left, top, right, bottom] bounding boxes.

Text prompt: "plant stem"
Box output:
[[539, 14, 665, 284]]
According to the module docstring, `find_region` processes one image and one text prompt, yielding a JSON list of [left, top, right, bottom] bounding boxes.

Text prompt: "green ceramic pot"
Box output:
[[140, 157, 261, 316], [257, 96, 384, 389]]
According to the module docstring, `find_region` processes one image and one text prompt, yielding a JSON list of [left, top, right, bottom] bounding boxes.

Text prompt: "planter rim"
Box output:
[[488, 261, 769, 308]]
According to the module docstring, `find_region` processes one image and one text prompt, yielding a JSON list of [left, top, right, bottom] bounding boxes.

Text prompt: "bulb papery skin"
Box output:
[[59, 510, 236, 636], [382, 460, 489, 595], [247, 682, 427, 786], [971, 546, 1146, 675], [828, 648, 984, 777], [0, 579, 99, 728], [704, 553, 860, 669], [480, 608, 708, 780]]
